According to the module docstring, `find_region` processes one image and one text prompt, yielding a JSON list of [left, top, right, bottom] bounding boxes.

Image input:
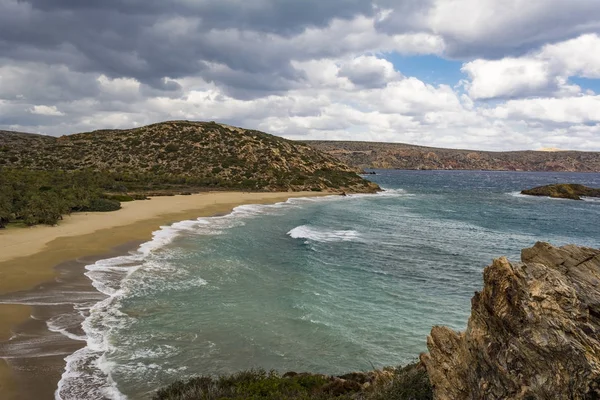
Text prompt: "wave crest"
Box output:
[[287, 225, 360, 243]]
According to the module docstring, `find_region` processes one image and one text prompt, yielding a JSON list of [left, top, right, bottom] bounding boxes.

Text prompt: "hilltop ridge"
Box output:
[[305, 141, 600, 172], [0, 121, 377, 193]]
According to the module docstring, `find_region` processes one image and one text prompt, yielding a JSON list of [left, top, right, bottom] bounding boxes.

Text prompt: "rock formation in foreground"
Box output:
[[421, 242, 600, 400], [521, 183, 600, 200]]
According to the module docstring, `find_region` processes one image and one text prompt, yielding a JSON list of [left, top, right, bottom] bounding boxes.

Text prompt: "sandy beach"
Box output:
[[0, 191, 329, 400]]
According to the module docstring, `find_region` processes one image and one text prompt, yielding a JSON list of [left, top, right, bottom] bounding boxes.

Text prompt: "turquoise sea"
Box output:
[[55, 171, 600, 399]]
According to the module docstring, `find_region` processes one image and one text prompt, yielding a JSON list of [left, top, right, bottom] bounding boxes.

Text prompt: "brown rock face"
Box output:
[[421, 242, 600, 400]]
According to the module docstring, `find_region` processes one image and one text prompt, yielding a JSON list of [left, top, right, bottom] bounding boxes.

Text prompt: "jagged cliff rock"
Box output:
[[421, 242, 600, 400]]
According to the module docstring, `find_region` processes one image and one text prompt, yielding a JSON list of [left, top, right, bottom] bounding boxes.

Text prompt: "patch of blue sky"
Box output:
[[569, 77, 600, 94], [383, 53, 465, 87]]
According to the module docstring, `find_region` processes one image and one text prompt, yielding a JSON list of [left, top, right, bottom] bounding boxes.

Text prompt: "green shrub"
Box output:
[[368, 363, 433, 400], [153, 364, 433, 400], [105, 194, 135, 202], [153, 369, 336, 400], [165, 143, 179, 153], [82, 198, 121, 212], [22, 192, 66, 226]]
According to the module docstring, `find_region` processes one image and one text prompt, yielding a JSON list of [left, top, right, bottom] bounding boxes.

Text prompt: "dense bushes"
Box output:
[[104, 194, 135, 202], [0, 156, 374, 227], [153, 364, 432, 400], [0, 169, 123, 227], [82, 198, 121, 212]]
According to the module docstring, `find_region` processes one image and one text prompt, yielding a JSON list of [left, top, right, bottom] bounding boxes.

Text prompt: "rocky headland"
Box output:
[[521, 183, 600, 200], [422, 242, 600, 400]]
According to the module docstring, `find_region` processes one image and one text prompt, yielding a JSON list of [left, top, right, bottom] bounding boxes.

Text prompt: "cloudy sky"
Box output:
[[1, 0, 600, 150]]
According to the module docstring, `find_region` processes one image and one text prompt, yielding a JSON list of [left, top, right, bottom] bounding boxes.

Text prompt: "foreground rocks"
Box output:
[[521, 183, 600, 200], [421, 242, 600, 400]]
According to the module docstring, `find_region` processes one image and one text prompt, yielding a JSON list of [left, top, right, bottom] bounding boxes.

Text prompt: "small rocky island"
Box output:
[[521, 183, 600, 200]]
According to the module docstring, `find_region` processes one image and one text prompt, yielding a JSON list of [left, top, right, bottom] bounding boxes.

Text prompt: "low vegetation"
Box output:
[[0, 121, 377, 194], [153, 363, 432, 400], [0, 169, 129, 227], [0, 121, 379, 227]]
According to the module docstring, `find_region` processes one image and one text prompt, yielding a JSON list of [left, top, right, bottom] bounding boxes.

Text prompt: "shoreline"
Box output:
[[0, 191, 330, 400]]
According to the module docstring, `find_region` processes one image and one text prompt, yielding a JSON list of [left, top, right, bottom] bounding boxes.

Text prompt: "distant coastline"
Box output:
[[0, 191, 330, 400], [306, 141, 600, 172]]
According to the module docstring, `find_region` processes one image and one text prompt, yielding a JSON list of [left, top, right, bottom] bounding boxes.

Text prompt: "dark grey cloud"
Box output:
[[0, 61, 100, 102], [26, 0, 375, 35], [0, 0, 375, 96]]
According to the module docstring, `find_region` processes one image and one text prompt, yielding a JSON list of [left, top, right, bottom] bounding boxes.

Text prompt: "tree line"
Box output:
[[0, 169, 123, 228]]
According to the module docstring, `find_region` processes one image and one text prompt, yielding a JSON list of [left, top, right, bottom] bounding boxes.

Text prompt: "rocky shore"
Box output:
[[422, 242, 600, 399]]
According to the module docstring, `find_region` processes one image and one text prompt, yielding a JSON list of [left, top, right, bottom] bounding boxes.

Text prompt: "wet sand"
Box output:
[[0, 191, 330, 399]]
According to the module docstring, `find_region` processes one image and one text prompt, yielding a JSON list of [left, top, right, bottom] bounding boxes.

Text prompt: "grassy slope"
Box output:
[[0, 121, 378, 193]]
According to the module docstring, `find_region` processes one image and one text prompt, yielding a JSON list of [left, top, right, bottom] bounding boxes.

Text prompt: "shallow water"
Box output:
[[55, 171, 600, 399]]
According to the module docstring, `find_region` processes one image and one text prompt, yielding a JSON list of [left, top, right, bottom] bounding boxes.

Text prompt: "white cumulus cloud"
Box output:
[[462, 34, 600, 100], [29, 105, 65, 116]]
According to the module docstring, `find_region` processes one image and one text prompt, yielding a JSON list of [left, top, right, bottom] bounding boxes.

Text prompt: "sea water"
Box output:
[[55, 171, 600, 399]]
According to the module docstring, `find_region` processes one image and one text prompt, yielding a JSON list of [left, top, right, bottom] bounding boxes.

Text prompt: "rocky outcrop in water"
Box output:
[[421, 242, 600, 400], [521, 183, 600, 200]]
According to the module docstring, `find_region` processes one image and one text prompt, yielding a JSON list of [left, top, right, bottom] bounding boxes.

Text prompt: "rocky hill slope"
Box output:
[[305, 141, 600, 172], [0, 122, 377, 193], [421, 242, 600, 399]]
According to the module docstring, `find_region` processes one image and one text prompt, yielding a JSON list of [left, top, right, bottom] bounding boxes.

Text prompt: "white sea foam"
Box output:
[[56, 192, 370, 400], [509, 191, 529, 198], [582, 196, 600, 203], [377, 188, 412, 197], [287, 225, 361, 243], [47, 314, 86, 342], [509, 191, 599, 202]]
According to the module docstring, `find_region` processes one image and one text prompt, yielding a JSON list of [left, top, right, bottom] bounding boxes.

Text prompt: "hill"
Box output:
[[0, 121, 377, 193], [0, 121, 377, 227], [304, 141, 600, 172]]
